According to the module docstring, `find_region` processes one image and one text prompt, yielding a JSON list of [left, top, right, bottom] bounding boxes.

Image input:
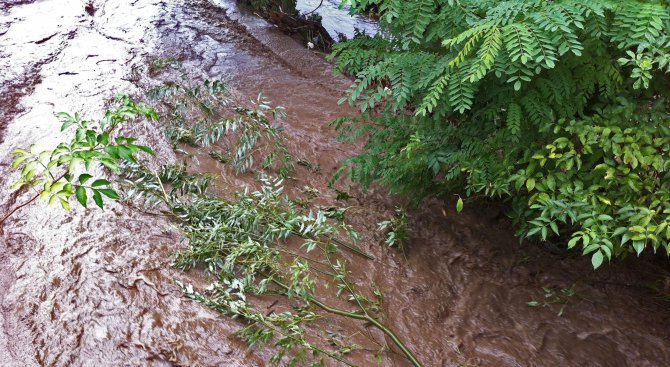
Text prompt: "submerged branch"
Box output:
[[270, 278, 424, 367]]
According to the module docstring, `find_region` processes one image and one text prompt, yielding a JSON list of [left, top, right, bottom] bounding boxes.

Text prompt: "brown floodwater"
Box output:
[[1, 1, 670, 366]]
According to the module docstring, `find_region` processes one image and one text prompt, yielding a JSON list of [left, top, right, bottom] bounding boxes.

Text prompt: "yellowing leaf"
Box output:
[[456, 197, 464, 213]]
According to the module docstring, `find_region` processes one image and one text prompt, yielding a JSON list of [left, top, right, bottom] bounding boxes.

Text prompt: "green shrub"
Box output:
[[330, 0, 670, 267]]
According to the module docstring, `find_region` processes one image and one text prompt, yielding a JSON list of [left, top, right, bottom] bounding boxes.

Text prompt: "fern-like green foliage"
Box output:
[[331, 0, 670, 267]]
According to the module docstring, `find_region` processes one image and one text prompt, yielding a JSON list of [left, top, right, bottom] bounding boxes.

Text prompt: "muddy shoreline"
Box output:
[[1, 1, 669, 366]]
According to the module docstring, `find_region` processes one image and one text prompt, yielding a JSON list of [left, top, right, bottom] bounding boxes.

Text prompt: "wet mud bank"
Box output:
[[0, 0, 669, 366], [0, 1, 260, 366]]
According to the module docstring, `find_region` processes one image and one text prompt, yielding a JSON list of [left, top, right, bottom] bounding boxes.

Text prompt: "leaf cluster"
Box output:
[[331, 0, 670, 267], [510, 100, 670, 268], [10, 94, 156, 211], [377, 207, 409, 248], [171, 177, 405, 366], [148, 80, 294, 177]]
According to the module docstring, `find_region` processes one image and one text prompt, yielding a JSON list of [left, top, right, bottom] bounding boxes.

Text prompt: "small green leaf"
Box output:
[[48, 194, 59, 206], [601, 245, 612, 260], [91, 179, 111, 187], [118, 145, 137, 163], [92, 190, 104, 209], [526, 178, 536, 192], [591, 251, 603, 269], [11, 148, 29, 155], [612, 227, 627, 237], [100, 159, 119, 172], [135, 145, 155, 155], [75, 186, 87, 208], [546, 175, 556, 191], [104, 145, 120, 159], [567, 236, 579, 249], [456, 197, 464, 213], [583, 243, 598, 255], [78, 174, 93, 184], [597, 214, 613, 221], [11, 155, 30, 169], [98, 189, 119, 200], [59, 197, 71, 211], [97, 132, 110, 145]]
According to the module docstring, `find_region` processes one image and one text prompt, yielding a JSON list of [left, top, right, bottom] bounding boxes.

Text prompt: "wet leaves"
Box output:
[[8, 95, 156, 214]]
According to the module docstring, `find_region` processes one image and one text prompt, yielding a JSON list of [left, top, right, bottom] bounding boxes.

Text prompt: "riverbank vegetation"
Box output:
[[4, 0, 670, 365], [3, 95, 157, 225], [7, 79, 423, 366], [141, 80, 422, 366], [330, 0, 670, 268]]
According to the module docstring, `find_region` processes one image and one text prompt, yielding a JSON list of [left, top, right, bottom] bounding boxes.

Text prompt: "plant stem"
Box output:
[[154, 171, 172, 205], [322, 246, 368, 315], [270, 278, 424, 367], [1, 172, 67, 226], [289, 230, 374, 260], [0, 191, 40, 226], [250, 316, 357, 367], [309, 297, 423, 367]]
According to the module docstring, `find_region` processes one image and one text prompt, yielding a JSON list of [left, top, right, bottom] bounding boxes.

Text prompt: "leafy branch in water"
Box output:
[[141, 80, 422, 365], [147, 80, 294, 177], [123, 161, 422, 365], [377, 207, 409, 249], [2, 94, 156, 225], [6, 80, 422, 366], [168, 176, 422, 367], [120, 162, 215, 211]]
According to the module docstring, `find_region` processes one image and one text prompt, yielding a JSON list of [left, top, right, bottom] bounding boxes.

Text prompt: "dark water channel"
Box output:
[[1, 1, 669, 366]]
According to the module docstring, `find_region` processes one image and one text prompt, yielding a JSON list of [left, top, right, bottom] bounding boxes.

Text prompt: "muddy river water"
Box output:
[[1, 1, 670, 366]]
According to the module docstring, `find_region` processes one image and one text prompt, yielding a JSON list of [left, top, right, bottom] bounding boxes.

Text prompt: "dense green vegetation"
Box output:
[[331, 0, 670, 268]]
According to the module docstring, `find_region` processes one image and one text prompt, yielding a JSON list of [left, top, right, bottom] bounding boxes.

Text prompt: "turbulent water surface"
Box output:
[[295, 0, 379, 39], [1, 1, 670, 366]]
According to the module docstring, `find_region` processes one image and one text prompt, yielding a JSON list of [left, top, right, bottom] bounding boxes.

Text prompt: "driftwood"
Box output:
[[266, 11, 335, 50]]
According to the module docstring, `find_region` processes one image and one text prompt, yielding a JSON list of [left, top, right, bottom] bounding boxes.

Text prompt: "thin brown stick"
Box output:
[[0, 192, 40, 226], [269, 278, 424, 367], [0, 172, 67, 226], [302, 0, 324, 16]]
